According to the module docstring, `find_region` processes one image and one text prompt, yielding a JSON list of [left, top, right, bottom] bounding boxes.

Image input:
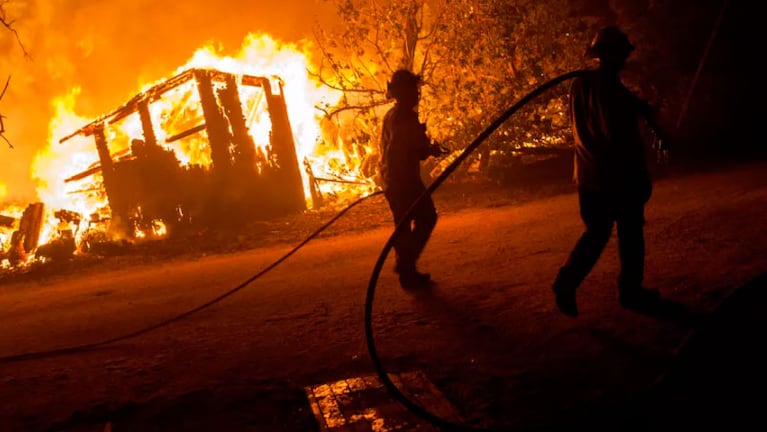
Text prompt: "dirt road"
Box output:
[[2, 160, 766, 431]]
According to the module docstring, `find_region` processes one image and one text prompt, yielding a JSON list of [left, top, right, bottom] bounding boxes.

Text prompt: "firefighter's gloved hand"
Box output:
[[653, 136, 670, 165], [652, 129, 670, 150], [658, 137, 671, 152], [429, 143, 450, 157]]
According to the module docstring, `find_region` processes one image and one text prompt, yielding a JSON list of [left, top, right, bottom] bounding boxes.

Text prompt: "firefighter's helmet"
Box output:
[[386, 69, 421, 100], [587, 26, 634, 59]]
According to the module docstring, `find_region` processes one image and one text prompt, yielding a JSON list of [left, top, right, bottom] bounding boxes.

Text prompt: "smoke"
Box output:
[[0, 0, 335, 204]]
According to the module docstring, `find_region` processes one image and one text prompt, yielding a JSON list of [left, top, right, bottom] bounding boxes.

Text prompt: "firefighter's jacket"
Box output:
[[569, 69, 652, 200], [379, 104, 432, 191]]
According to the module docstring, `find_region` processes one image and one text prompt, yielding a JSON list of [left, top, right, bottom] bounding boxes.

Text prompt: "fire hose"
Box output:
[[0, 70, 587, 380], [364, 70, 590, 432], [0, 190, 382, 363], [0, 70, 585, 366], [1, 68, 680, 430]]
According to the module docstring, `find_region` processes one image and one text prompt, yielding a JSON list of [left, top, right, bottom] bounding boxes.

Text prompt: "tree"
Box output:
[[312, 0, 596, 182], [0, 0, 27, 56], [0, 0, 28, 149]]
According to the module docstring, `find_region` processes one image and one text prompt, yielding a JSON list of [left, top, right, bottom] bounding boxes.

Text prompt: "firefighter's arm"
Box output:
[[647, 115, 671, 153], [412, 118, 448, 158], [634, 96, 670, 152], [427, 141, 449, 157], [568, 79, 593, 147], [412, 119, 437, 159]]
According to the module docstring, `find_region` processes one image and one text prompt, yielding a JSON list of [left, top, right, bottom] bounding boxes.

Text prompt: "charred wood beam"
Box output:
[[101, 70, 198, 128], [194, 69, 232, 174], [138, 99, 158, 147], [0, 214, 14, 228], [66, 187, 103, 195], [60, 69, 201, 144], [65, 165, 103, 183], [263, 78, 305, 212], [60, 69, 270, 144], [165, 124, 206, 144], [18, 203, 44, 253], [64, 149, 134, 183], [93, 125, 129, 235], [241, 75, 269, 88], [93, 125, 114, 179], [219, 73, 256, 170], [58, 125, 94, 144]]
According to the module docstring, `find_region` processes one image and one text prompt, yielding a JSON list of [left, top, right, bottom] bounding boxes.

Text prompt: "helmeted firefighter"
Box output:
[[379, 69, 446, 288], [552, 26, 670, 316]]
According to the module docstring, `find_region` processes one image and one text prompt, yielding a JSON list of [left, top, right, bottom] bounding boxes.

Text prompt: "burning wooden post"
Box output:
[[219, 73, 257, 173], [137, 99, 159, 147], [194, 69, 233, 176], [5, 202, 45, 266], [92, 124, 131, 235], [260, 76, 306, 214], [59, 68, 307, 241]]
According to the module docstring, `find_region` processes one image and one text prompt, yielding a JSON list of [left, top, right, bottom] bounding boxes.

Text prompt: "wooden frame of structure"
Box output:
[[59, 68, 306, 236]]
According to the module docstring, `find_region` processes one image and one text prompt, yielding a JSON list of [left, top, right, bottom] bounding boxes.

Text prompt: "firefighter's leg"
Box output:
[[410, 194, 437, 267], [616, 201, 646, 289], [556, 190, 613, 288], [616, 201, 659, 308], [385, 190, 416, 274], [553, 190, 613, 315]]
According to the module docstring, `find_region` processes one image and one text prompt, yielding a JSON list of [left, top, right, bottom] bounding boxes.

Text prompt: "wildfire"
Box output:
[[1, 32, 381, 267]]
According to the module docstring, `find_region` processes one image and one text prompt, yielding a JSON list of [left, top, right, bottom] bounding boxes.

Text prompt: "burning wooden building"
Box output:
[[59, 68, 306, 240]]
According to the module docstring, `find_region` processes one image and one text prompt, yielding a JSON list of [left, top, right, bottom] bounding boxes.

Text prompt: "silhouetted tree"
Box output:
[[312, 0, 595, 179], [1, 0, 28, 56], [0, 0, 27, 149], [314, 0, 732, 178]]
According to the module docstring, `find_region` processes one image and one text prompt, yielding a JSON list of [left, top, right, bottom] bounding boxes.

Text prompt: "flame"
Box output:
[[2, 32, 380, 263], [28, 87, 100, 248]]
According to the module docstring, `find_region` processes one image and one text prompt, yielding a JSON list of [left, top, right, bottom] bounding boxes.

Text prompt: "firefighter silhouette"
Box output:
[[552, 26, 669, 316], [379, 69, 446, 288]]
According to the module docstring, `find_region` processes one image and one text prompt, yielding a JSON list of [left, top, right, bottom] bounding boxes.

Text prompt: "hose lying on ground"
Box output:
[[0, 191, 382, 364]]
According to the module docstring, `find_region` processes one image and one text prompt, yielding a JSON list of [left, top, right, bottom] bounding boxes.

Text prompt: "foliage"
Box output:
[[312, 0, 597, 179]]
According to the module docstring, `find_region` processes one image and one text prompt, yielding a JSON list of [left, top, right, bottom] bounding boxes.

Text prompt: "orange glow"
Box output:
[[1, 32, 380, 264]]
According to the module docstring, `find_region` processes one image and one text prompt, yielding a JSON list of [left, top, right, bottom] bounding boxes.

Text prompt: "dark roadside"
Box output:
[[547, 271, 767, 432], [44, 271, 767, 432]]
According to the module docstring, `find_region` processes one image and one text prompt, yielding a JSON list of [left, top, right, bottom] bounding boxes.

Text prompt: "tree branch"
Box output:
[[316, 99, 390, 120], [0, 1, 30, 57]]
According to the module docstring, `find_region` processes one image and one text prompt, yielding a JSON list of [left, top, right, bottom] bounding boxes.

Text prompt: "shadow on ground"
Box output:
[[45, 383, 318, 432], [646, 271, 767, 431], [556, 272, 767, 432]]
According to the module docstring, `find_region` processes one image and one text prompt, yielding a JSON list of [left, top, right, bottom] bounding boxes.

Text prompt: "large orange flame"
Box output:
[[1, 32, 379, 264]]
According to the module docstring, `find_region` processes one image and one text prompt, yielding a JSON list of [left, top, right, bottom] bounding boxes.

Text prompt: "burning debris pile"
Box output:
[[1, 35, 381, 271]]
